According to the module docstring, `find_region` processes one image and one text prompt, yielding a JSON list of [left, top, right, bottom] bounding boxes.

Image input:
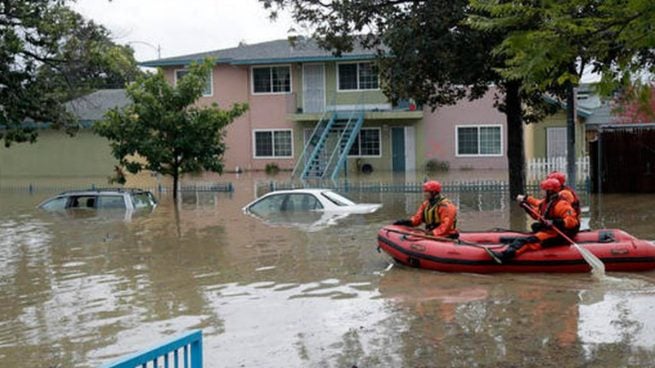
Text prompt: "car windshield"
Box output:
[[320, 191, 355, 206], [40, 197, 67, 210]]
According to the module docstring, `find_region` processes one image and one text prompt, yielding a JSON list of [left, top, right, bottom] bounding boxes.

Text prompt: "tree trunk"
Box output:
[[505, 81, 526, 199], [172, 168, 179, 200], [566, 65, 577, 187]]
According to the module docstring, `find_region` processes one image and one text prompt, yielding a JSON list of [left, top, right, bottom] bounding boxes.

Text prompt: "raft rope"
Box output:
[[384, 228, 505, 249]]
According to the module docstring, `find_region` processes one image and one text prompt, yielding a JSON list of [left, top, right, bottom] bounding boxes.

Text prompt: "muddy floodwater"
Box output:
[[1, 173, 655, 367]]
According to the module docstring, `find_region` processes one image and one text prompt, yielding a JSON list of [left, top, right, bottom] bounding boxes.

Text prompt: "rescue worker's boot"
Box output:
[[490, 236, 538, 264]]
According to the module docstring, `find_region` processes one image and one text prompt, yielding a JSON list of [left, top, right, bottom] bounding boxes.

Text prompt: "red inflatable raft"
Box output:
[[378, 225, 655, 273]]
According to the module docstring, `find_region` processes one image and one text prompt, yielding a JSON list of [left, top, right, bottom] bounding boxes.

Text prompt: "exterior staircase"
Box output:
[[293, 110, 365, 180]]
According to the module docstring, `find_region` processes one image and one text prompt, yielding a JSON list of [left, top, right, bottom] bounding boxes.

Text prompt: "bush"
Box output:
[[426, 159, 449, 172], [265, 163, 280, 175]]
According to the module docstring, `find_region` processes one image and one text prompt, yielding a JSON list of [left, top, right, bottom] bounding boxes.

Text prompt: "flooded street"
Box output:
[[2, 173, 655, 367]]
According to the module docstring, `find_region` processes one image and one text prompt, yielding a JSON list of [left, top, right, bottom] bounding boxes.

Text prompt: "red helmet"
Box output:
[[540, 178, 561, 192], [423, 180, 442, 193], [547, 171, 566, 186]]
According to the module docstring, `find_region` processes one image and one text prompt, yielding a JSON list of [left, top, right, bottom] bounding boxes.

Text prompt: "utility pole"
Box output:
[[127, 41, 161, 59], [565, 65, 577, 187]]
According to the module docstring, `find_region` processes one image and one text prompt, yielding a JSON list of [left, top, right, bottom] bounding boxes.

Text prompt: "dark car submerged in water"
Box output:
[[37, 188, 157, 220]]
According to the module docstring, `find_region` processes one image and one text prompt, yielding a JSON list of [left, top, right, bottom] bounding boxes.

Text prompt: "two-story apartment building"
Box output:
[[142, 38, 508, 178]]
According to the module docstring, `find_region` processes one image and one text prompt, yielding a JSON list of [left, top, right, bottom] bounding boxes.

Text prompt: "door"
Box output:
[[392, 127, 405, 172], [303, 64, 325, 113], [546, 127, 567, 158]]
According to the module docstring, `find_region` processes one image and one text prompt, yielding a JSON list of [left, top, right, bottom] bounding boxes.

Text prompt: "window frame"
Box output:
[[252, 128, 294, 159], [174, 68, 213, 97], [455, 124, 504, 157], [336, 62, 380, 92], [347, 127, 382, 158], [250, 64, 293, 95]]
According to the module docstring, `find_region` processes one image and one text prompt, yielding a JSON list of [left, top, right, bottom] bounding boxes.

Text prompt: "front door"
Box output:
[[547, 127, 567, 158], [392, 127, 405, 172], [303, 64, 325, 113]]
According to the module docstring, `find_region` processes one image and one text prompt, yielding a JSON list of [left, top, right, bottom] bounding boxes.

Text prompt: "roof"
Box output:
[[65, 89, 129, 121], [141, 38, 377, 67], [541, 94, 592, 118], [584, 102, 614, 126]]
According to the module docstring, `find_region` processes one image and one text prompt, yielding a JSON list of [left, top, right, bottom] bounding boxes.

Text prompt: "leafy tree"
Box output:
[[94, 59, 248, 198], [260, 0, 558, 197], [469, 0, 655, 183], [0, 0, 141, 147], [613, 82, 655, 123], [37, 11, 143, 101]]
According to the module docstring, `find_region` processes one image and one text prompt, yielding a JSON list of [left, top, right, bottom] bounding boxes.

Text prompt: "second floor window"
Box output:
[[338, 62, 379, 91], [175, 69, 212, 96], [253, 66, 291, 94]]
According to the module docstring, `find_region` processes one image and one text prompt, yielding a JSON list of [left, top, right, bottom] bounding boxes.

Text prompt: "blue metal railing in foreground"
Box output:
[[101, 330, 203, 368]]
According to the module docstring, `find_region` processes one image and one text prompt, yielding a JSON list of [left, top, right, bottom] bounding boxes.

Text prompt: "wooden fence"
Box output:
[[527, 156, 590, 182], [590, 124, 655, 193]]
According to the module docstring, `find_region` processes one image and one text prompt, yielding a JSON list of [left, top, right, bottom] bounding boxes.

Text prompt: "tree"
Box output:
[[36, 11, 143, 101], [469, 0, 655, 183], [259, 0, 558, 197], [0, 0, 141, 147], [613, 82, 655, 123], [94, 59, 248, 199]]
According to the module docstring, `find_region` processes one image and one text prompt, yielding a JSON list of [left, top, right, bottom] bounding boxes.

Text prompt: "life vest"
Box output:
[[423, 196, 457, 231], [538, 195, 579, 233], [561, 185, 581, 217]]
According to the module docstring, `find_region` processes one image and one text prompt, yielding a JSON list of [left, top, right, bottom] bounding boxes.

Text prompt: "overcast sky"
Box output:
[[73, 0, 295, 62]]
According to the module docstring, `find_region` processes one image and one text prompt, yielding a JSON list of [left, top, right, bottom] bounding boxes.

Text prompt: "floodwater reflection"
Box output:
[[1, 172, 655, 367]]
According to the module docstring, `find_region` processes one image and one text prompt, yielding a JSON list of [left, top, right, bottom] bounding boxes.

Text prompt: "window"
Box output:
[[175, 69, 212, 96], [252, 66, 291, 94], [348, 128, 381, 157], [40, 197, 67, 210], [70, 196, 96, 209], [97, 195, 126, 209], [337, 62, 379, 91], [456, 125, 502, 156], [254, 130, 293, 158]]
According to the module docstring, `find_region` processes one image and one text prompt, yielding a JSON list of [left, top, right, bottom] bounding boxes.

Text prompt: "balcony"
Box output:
[[286, 94, 423, 122]]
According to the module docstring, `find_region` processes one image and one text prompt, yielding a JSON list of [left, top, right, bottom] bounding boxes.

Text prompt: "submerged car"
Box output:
[[242, 189, 381, 231], [38, 189, 157, 212], [243, 189, 381, 215]]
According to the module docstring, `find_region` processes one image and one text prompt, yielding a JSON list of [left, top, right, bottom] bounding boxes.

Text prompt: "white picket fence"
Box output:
[[527, 156, 590, 182]]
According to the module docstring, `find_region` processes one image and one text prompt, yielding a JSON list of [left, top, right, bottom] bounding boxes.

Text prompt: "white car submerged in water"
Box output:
[[242, 189, 382, 231]]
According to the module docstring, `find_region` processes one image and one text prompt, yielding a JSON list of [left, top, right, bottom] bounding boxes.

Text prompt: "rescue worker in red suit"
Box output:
[[547, 171, 581, 219], [393, 180, 459, 239], [492, 178, 580, 262]]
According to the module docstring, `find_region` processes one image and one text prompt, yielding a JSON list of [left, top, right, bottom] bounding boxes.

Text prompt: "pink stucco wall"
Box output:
[[421, 88, 508, 170], [163, 65, 296, 172]]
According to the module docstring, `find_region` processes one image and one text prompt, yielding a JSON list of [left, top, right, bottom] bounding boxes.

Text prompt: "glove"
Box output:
[[552, 218, 565, 229], [531, 222, 545, 232], [516, 194, 526, 202], [542, 219, 553, 228], [393, 219, 413, 226]]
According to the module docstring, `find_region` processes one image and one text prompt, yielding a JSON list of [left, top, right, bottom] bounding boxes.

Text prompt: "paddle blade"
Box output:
[[573, 243, 606, 276]]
